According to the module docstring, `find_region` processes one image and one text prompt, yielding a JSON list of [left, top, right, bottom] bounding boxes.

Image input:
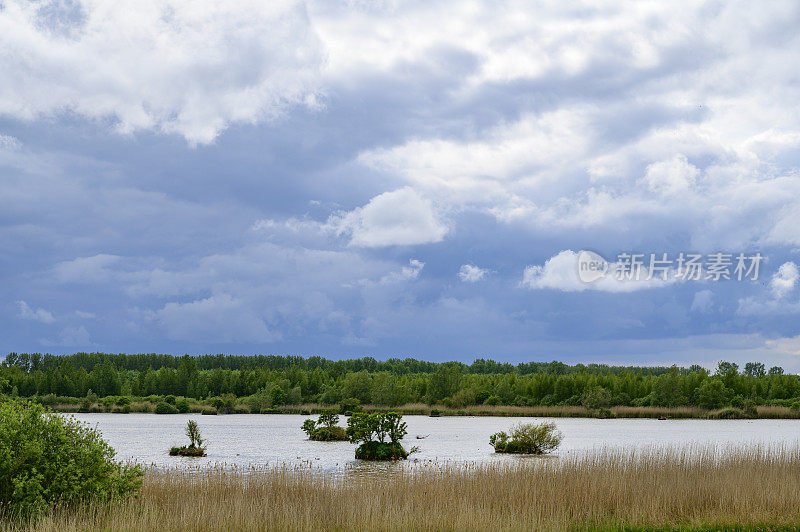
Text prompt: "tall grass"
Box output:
[[9, 445, 800, 531]]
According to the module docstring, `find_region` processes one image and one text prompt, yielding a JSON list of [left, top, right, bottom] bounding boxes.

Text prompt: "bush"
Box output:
[[154, 402, 179, 414], [0, 400, 142, 519], [339, 398, 361, 415], [301, 411, 349, 441], [176, 399, 190, 413], [490, 422, 563, 454], [581, 387, 612, 410], [483, 395, 501, 406], [346, 412, 413, 460], [201, 408, 217, 415], [169, 420, 206, 457], [164, 395, 176, 405]]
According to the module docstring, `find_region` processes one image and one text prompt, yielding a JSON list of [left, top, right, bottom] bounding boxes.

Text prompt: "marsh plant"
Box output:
[[490, 421, 563, 454], [346, 412, 416, 460], [301, 411, 348, 441], [169, 420, 206, 457]]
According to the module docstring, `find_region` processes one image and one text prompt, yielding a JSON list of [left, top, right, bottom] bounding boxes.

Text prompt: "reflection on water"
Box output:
[[67, 413, 800, 473]]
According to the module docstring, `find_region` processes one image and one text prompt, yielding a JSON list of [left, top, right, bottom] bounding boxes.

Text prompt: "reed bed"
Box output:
[[7, 444, 800, 531]]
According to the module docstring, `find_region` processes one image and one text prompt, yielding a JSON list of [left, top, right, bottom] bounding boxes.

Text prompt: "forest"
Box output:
[[1, 352, 797, 411]]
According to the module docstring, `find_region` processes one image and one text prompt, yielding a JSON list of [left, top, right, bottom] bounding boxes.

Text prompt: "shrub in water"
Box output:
[[346, 412, 414, 460], [0, 399, 142, 519], [301, 411, 348, 441], [490, 422, 563, 454], [169, 420, 207, 457]]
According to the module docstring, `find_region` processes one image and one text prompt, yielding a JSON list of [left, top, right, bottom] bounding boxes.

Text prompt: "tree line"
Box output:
[[1, 353, 796, 409]]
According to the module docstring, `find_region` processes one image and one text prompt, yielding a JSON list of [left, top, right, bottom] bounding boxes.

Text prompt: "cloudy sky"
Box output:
[[3, 0, 800, 369]]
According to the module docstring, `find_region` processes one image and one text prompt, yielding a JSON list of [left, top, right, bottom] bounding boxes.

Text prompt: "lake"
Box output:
[[69, 413, 800, 472]]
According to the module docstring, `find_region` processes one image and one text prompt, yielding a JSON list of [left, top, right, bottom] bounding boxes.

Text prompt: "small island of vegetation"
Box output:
[[169, 419, 207, 457], [346, 412, 415, 460], [490, 421, 563, 454], [301, 411, 348, 441]]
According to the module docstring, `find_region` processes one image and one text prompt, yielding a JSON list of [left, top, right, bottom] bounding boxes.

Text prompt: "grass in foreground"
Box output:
[[6, 445, 800, 531]]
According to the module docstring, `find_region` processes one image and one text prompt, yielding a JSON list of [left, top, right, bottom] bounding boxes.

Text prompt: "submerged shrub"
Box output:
[[0, 400, 142, 519], [490, 422, 563, 454]]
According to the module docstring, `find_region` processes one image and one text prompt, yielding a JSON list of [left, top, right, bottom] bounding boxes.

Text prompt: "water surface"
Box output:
[[69, 413, 800, 472]]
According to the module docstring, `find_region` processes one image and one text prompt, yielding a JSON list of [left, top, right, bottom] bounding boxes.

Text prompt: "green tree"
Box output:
[[698, 379, 727, 409], [185, 420, 204, 449]]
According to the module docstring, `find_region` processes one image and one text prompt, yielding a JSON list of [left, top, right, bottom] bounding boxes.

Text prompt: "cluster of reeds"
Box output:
[[8, 444, 800, 531]]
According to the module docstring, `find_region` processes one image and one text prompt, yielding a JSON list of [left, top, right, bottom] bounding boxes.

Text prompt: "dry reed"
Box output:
[[7, 444, 800, 531]]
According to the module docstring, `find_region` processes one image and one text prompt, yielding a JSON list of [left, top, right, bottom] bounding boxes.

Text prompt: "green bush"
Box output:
[[176, 399, 190, 413], [164, 395, 176, 405], [339, 398, 361, 415], [0, 400, 142, 519], [301, 411, 349, 441], [490, 422, 563, 454], [201, 408, 217, 415], [346, 412, 413, 460], [169, 420, 206, 457], [154, 402, 178, 414]]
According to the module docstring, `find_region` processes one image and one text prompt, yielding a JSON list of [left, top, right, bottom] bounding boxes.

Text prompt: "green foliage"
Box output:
[[490, 422, 563, 454], [176, 398, 190, 413], [318, 411, 339, 427], [4, 353, 800, 412], [354, 441, 408, 460], [301, 419, 317, 436], [169, 420, 206, 457], [154, 402, 178, 414], [0, 399, 142, 519], [301, 411, 348, 441], [185, 420, 204, 448], [346, 412, 410, 460], [581, 386, 612, 410], [339, 398, 361, 415], [698, 379, 727, 409]]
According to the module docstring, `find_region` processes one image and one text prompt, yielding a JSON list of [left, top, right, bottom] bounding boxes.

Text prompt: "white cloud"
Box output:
[[16, 300, 55, 323], [0, 0, 324, 145], [53, 254, 122, 283], [521, 250, 676, 292], [690, 290, 714, 313], [380, 259, 424, 284], [330, 188, 448, 247], [58, 326, 91, 346], [640, 154, 698, 196], [0, 134, 21, 150], [771, 262, 799, 298], [154, 294, 280, 343], [458, 264, 488, 283]]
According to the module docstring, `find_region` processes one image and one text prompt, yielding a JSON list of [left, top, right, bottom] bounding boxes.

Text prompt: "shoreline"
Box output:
[[41, 402, 800, 420]]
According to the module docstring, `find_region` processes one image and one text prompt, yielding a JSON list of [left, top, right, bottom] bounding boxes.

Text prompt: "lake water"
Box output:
[[69, 413, 800, 472]]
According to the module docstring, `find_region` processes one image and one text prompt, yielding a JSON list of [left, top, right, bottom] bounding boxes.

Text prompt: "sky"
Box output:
[[2, 0, 800, 369]]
